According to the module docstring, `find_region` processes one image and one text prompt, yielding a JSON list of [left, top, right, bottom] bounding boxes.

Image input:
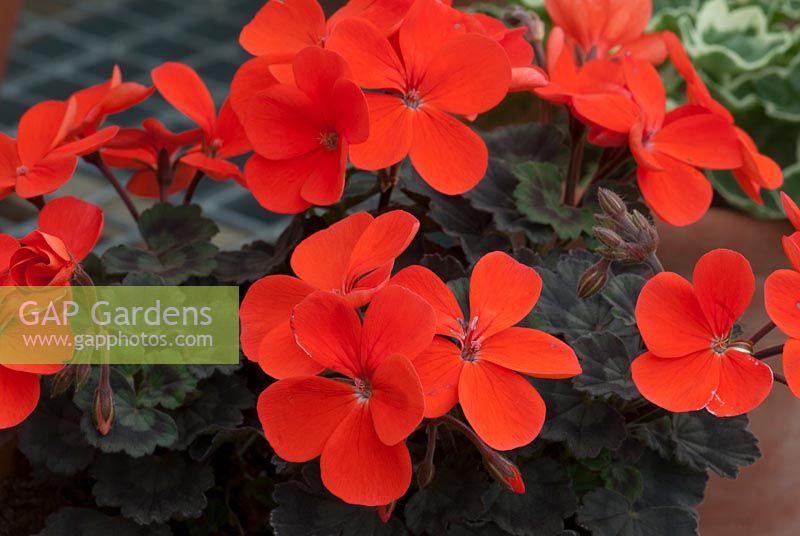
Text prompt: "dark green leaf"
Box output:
[[137, 365, 199, 410], [121, 272, 167, 286], [602, 463, 644, 503], [38, 507, 173, 536], [90, 452, 214, 525], [633, 416, 673, 459], [421, 254, 467, 282], [18, 395, 94, 476], [170, 372, 254, 450], [577, 489, 698, 536], [514, 162, 594, 240], [532, 379, 627, 458], [270, 463, 407, 536], [429, 194, 510, 263], [671, 411, 760, 478], [571, 333, 639, 400], [482, 123, 566, 166], [636, 449, 707, 509], [482, 458, 577, 536], [446, 522, 511, 535], [103, 203, 219, 285]]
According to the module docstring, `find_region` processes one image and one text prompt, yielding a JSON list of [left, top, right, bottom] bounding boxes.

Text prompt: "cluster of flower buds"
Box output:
[[578, 188, 661, 298]]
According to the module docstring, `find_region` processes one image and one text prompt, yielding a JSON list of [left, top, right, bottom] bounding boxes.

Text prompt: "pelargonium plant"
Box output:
[[0, 0, 796, 534]]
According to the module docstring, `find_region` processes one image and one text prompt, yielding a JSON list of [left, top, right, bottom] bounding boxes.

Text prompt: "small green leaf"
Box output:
[[532, 379, 627, 458], [571, 333, 639, 400], [482, 458, 578, 536], [137, 365, 199, 410], [39, 508, 173, 536], [103, 203, 219, 285], [671, 411, 760, 478], [514, 162, 594, 240], [637, 449, 708, 509], [577, 489, 698, 536], [270, 463, 407, 536], [602, 463, 644, 503], [90, 452, 214, 525]]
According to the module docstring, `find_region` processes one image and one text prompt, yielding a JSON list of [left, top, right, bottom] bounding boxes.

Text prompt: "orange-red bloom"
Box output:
[[779, 192, 800, 272], [632, 249, 772, 416], [258, 285, 435, 506], [242, 47, 368, 213], [0, 196, 103, 286], [0, 100, 119, 199], [103, 118, 202, 198], [662, 32, 782, 204], [327, 0, 512, 194], [240, 210, 418, 378], [0, 363, 64, 429], [391, 252, 581, 451], [765, 268, 800, 398], [152, 63, 250, 183], [572, 57, 742, 225]]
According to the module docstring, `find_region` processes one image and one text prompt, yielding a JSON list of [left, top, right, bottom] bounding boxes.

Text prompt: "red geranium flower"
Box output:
[[152, 62, 250, 183], [0, 196, 103, 286], [765, 268, 800, 398], [663, 32, 783, 204], [327, 0, 512, 194], [103, 119, 202, 198], [242, 47, 368, 213], [0, 100, 119, 199], [240, 210, 418, 378], [632, 249, 773, 416], [66, 65, 153, 141], [0, 363, 64, 429], [572, 57, 742, 225], [391, 252, 581, 451], [258, 285, 435, 506], [779, 192, 800, 271]]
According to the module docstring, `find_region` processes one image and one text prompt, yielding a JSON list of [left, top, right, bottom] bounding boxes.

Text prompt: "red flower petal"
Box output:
[[782, 338, 800, 399], [17, 100, 72, 166], [413, 337, 463, 418], [0, 366, 40, 429], [765, 269, 800, 339], [292, 291, 363, 377], [243, 84, 322, 160], [258, 376, 356, 462], [479, 327, 581, 378], [420, 33, 511, 116], [290, 212, 373, 292], [470, 252, 541, 341], [328, 0, 414, 35], [369, 354, 424, 445], [635, 272, 712, 357], [398, 0, 464, 81], [652, 113, 743, 170], [239, 0, 326, 61], [326, 18, 406, 91], [782, 192, 800, 231], [636, 153, 712, 226], [299, 145, 348, 207], [706, 351, 772, 417], [390, 265, 464, 336], [243, 154, 310, 214], [151, 63, 216, 136], [320, 402, 412, 506], [230, 57, 280, 119], [38, 196, 103, 262], [181, 152, 241, 182], [14, 153, 78, 199], [347, 210, 419, 290], [571, 93, 641, 134], [0, 234, 20, 270], [459, 360, 546, 451], [53, 126, 120, 157], [332, 79, 369, 144], [240, 275, 315, 363], [258, 322, 325, 379], [348, 94, 413, 171], [631, 350, 720, 412], [409, 106, 488, 195], [783, 234, 800, 272], [215, 100, 251, 158], [691, 249, 754, 338], [360, 286, 436, 374], [623, 57, 665, 130]]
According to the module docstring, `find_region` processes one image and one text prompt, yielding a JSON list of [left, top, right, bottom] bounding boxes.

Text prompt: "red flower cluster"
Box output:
[[536, 0, 782, 226], [233, 0, 544, 212], [245, 214, 579, 504], [0, 196, 103, 429], [632, 249, 773, 416]]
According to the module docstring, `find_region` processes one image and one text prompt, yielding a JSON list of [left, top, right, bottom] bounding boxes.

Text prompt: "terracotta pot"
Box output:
[[656, 208, 799, 536]]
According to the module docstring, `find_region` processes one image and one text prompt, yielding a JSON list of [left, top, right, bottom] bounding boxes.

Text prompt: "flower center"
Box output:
[[710, 334, 730, 355], [319, 131, 339, 151], [354, 378, 372, 400], [456, 315, 481, 362], [16, 165, 28, 176], [404, 88, 423, 110], [710, 334, 754, 356], [210, 138, 223, 151]]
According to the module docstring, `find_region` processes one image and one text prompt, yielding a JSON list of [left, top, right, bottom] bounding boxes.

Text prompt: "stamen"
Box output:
[[319, 131, 339, 151], [16, 165, 28, 176], [354, 378, 372, 400], [404, 89, 422, 110]]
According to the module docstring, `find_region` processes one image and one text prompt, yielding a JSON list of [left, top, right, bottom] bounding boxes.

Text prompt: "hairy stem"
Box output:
[[84, 152, 139, 222], [645, 252, 664, 274]]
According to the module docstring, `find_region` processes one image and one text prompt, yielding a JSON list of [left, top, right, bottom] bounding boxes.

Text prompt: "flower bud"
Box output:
[[376, 501, 395, 523], [93, 384, 115, 436], [578, 259, 611, 299], [73, 364, 92, 392], [597, 187, 627, 218], [50, 367, 76, 398], [417, 457, 435, 489], [483, 451, 525, 494], [594, 227, 625, 249]]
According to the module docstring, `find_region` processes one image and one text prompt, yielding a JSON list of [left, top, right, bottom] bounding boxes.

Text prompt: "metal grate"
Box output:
[[0, 0, 290, 252]]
